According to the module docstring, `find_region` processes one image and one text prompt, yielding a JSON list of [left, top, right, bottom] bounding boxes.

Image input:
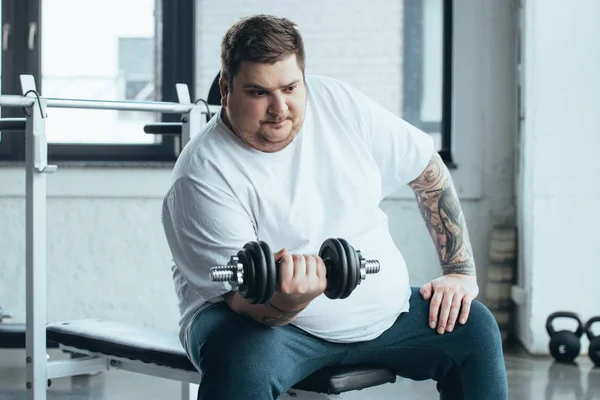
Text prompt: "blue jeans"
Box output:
[[187, 287, 508, 399]]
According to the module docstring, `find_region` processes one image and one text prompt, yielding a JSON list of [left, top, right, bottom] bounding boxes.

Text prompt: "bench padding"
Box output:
[[46, 319, 396, 394], [47, 319, 195, 371], [0, 323, 58, 349]]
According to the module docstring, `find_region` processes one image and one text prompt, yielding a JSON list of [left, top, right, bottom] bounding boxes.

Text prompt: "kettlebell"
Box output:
[[546, 311, 584, 363], [584, 316, 600, 367]]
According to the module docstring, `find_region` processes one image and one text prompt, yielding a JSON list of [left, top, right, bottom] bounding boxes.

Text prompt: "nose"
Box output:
[[268, 93, 288, 116]]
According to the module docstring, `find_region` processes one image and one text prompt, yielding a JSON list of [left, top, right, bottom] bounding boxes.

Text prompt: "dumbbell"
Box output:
[[209, 238, 380, 304], [546, 311, 584, 363], [584, 316, 600, 367]]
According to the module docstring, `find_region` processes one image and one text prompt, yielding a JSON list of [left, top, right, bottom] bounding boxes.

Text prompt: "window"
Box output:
[[403, 0, 454, 165], [118, 37, 156, 121], [0, 0, 195, 162], [2, 0, 453, 164]]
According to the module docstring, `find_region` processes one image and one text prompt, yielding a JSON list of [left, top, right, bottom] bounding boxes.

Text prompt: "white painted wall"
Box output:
[[0, 0, 518, 396], [515, 0, 600, 354]]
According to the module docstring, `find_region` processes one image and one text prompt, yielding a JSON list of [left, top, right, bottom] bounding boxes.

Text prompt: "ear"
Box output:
[[219, 75, 229, 107]]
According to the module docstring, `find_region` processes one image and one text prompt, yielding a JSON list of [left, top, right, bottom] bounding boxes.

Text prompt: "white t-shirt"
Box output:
[[161, 75, 435, 348]]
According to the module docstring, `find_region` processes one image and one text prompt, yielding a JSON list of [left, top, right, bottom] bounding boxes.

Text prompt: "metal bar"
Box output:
[[47, 357, 109, 380], [0, 117, 26, 131], [25, 97, 48, 400], [181, 382, 191, 400], [0, 95, 36, 107], [176, 83, 203, 147], [0, 95, 221, 114], [44, 97, 193, 113], [0, 94, 193, 113]]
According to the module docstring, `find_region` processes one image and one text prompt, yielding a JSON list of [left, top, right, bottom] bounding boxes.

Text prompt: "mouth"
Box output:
[[264, 119, 288, 127]]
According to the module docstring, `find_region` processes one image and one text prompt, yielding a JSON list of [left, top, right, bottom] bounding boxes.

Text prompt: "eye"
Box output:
[[248, 90, 267, 97], [285, 85, 297, 92]]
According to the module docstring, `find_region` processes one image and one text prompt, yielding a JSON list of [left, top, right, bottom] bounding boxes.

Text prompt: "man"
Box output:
[[162, 14, 508, 400]]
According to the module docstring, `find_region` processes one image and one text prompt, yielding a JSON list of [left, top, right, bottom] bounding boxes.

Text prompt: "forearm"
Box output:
[[409, 152, 476, 276], [224, 292, 306, 326]]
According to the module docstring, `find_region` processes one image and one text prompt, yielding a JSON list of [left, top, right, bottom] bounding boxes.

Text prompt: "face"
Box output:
[[220, 54, 307, 153]]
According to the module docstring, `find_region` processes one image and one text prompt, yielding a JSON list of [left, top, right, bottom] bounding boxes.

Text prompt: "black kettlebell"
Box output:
[[546, 311, 584, 363], [584, 316, 600, 367]]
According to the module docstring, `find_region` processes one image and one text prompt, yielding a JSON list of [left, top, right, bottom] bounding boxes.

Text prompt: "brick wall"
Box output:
[[195, 0, 404, 116]]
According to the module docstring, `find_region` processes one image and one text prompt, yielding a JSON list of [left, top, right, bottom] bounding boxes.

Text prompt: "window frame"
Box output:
[[403, 0, 454, 166], [2, 0, 453, 165], [0, 0, 195, 163]]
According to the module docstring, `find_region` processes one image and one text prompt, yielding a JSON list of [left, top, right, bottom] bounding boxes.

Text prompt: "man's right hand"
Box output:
[[224, 248, 327, 326], [269, 248, 328, 312]]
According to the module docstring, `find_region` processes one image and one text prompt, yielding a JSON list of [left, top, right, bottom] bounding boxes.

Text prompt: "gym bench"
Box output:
[[0, 74, 397, 399], [45, 319, 396, 397]]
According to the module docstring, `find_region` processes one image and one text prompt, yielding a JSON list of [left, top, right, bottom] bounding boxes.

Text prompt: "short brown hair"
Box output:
[[220, 14, 306, 89]]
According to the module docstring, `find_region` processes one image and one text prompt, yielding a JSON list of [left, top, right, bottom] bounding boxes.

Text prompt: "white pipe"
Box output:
[[0, 95, 199, 114]]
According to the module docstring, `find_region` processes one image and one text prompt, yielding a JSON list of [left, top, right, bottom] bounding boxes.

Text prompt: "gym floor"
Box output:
[[0, 341, 598, 400]]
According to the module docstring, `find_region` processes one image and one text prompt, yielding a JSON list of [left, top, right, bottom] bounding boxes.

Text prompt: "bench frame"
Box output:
[[47, 348, 202, 400]]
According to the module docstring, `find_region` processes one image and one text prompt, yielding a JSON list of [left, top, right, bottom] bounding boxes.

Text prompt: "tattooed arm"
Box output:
[[408, 151, 476, 276], [409, 151, 479, 334]]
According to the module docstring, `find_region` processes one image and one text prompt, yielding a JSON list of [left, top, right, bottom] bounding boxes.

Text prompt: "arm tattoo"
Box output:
[[238, 301, 304, 326], [409, 154, 476, 275], [261, 302, 304, 326]]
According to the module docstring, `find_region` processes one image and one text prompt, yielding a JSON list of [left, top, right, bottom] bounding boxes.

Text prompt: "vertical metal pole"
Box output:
[[25, 96, 49, 400], [181, 382, 190, 400], [22, 73, 57, 400], [175, 83, 202, 147]]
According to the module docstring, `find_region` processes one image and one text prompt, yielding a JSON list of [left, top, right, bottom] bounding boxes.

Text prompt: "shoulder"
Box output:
[[305, 74, 364, 100], [173, 113, 234, 177], [305, 74, 371, 127], [167, 113, 239, 196]]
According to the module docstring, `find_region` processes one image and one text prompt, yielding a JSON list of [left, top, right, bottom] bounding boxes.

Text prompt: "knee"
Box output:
[[198, 327, 294, 384], [201, 327, 281, 371], [459, 300, 503, 354], [195, 328, 296, 399]]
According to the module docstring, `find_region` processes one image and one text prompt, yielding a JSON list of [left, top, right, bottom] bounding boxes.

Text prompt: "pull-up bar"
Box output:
[[0, 94, 195, 114]]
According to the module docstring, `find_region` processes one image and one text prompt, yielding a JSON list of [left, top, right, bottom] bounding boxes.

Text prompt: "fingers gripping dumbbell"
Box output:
[[209, 238, 380, 304]]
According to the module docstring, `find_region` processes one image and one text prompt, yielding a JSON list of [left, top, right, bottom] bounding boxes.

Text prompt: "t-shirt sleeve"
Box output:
[[362, 94, 436, 197], [321, 77, 436, 198], [161, 175, 257, 302]]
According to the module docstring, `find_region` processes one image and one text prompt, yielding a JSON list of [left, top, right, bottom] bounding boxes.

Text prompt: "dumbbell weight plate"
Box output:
[[338, 238, 358, 299], [235, 249, 250, 299], [259, 241, 277, 304], [244, 242, 267, 304], [319, 238, 348, 299], [237, 248, 256, 303]]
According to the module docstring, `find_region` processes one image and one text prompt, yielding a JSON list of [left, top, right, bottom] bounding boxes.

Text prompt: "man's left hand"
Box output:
[[420, 274, 479, 334]]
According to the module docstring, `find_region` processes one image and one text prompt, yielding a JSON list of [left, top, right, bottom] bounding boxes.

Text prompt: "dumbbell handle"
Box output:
[[210, 256, 380, 285]]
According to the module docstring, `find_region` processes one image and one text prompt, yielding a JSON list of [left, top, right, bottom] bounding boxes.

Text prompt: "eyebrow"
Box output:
[[242, 80, 301, 91]]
